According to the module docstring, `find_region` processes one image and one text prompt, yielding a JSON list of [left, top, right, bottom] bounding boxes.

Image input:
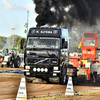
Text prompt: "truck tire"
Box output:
[[98, 74, 100, 82], [73, 73, 77, 85], [25, 77, 33, 83], [60, 66, 67, 85]]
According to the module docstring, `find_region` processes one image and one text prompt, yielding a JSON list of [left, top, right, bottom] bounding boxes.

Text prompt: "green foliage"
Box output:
[[0, 35, 26, 54], [0, 36, 7, 49]]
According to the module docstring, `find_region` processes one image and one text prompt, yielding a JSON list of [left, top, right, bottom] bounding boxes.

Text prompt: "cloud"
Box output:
[[19, 4, 35, 13], [1, 0, 13, 9], [1, 0, 35, 13]]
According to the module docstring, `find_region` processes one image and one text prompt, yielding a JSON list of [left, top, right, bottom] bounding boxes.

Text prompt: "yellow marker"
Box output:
[[78, 41, 82, 49]]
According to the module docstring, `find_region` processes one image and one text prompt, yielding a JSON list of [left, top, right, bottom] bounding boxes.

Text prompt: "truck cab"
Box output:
[[21, 27, 77, 84]]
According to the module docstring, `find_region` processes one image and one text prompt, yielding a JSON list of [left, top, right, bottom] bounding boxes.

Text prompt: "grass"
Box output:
[[27, 89, 100, 100], [28, 95, 68, 100], [75, 89, 100, 96], [0, 73, 23, 75]]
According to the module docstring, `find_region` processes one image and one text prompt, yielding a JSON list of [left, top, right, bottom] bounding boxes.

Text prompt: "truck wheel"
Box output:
[[60, 67, 67, 85], [98, 74, 100, 82], [25, 77, 33, 83], [26, 79, 33, 83], [73, 74, 77, 85]]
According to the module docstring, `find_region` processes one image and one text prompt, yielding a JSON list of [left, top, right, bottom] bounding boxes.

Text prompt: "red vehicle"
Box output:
[[69, 32, 100, 82], [81, 32, 98, 61]]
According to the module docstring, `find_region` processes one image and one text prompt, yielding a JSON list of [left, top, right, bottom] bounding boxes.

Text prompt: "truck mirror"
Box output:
[[62, 38, 68, 49], [21, 39, 24, 49], [64, 41, 68, 48]]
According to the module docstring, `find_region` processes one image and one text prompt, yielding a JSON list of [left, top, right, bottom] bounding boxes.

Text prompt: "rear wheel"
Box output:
[[25, 77, 34, 83], [60, 66, 67, 85], [98, 74, 100, 82], [73, 73, 77, 85]]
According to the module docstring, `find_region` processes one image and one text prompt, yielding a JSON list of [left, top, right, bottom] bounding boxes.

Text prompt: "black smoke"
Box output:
[[33, 0, 100, 28]]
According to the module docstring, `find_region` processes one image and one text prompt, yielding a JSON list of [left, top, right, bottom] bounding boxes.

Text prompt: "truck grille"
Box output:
[[26, 57, 49, 65]]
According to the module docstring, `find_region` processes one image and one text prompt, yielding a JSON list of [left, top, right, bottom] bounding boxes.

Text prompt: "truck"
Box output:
[[21, 27, 77, 84], [69, 32, 100, 82], [1, 49, 20, 68]]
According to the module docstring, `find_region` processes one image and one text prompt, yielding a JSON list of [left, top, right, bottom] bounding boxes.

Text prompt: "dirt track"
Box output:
[[0, 68, 100, 100]]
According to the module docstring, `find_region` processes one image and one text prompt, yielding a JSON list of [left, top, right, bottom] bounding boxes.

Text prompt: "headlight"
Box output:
[[53, 67, 58, 70], [33, 68, 36, 72], [25, 66, 30, 69], [45, 68, 48, 72], [37, 68, 40, 72], [41, 68, 44, 72]]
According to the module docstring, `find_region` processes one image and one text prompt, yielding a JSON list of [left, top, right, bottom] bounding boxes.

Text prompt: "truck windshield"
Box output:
[[27, 37, 60, 49], [83, 39, 95, 46]]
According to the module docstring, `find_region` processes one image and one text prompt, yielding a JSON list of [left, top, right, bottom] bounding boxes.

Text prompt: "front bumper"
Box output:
[[24, 66, 61, 78]]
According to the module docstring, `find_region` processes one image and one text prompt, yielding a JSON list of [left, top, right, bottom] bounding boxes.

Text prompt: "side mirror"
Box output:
[[64, 41, 68, 48], [20, 39, 24, 49], [62, 38, 68, 49]]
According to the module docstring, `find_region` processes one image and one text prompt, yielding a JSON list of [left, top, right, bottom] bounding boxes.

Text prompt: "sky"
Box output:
[[0, 0, 37, 37]]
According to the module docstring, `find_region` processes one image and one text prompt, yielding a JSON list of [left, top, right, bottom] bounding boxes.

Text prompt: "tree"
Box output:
[[0, 35, 26, 53], [0, 36, 7, 49]]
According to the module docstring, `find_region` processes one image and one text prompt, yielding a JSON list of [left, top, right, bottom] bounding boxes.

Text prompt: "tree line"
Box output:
[[0, 35, 26, 53]]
